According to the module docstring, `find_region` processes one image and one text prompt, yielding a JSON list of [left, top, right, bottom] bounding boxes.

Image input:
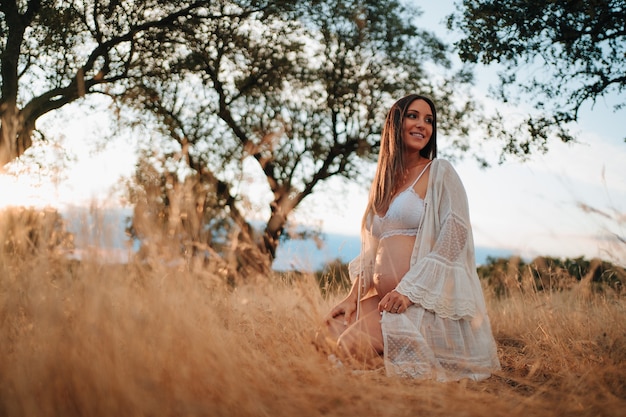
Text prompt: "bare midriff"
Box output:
[[373, 234, 416, 297]]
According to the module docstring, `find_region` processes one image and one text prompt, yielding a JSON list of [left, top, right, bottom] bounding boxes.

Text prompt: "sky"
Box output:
[[1, 2, 625, 267]]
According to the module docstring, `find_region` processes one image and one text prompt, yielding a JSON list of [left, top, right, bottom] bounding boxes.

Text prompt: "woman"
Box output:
[[321, 94, 500, 381]]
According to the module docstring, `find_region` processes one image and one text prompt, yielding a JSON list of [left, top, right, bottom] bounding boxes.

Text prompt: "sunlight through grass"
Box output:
[[0, 206, 624, 417]]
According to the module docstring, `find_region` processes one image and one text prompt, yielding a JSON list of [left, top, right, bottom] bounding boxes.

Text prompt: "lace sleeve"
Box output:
[[430, 212, 469, 265], [394, 161, 479, 319]]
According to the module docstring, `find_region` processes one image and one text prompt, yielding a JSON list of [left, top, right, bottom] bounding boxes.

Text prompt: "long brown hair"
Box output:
[[362, 94, 438, 230]]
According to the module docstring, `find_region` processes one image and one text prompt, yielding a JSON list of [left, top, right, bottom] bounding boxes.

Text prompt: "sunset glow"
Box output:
[[0, 172, 59, 209]]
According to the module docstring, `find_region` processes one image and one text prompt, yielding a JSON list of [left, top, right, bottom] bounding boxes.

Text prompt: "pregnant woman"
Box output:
[[320, 94, 500, 381]]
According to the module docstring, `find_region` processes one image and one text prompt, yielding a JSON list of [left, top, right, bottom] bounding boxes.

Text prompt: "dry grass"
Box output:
[[1, 209, 625, 417]]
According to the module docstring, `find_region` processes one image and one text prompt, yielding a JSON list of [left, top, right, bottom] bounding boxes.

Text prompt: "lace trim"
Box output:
[[379, 228, 418, 240], [405, 290, 476, 320], [395, 256, 479, 320], [381, 307, 500, 381]]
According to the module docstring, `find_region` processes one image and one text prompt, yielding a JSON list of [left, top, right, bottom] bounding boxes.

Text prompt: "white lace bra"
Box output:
[[372, 162, 431, 240]]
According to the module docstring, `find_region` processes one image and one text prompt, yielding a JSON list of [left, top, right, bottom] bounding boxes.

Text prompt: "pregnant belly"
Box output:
[[373, 235, 415, 296]]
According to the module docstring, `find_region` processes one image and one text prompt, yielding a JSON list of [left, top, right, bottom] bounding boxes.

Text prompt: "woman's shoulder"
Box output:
[[431, 158, 457, 174], [431, 159, 465, 189]]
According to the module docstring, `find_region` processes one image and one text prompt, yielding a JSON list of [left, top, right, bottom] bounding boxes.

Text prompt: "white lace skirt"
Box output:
[[381, 306, 500, 381]]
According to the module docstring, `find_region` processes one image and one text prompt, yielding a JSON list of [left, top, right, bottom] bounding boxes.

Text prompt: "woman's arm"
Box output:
[[348, 231, 379, 296]]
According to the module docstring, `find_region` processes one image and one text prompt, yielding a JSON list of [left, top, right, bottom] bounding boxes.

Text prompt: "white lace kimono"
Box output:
[[349, 159, 500, 381]]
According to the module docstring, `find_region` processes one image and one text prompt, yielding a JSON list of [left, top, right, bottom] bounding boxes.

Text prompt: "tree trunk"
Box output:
[[0, 104, 31, 167]]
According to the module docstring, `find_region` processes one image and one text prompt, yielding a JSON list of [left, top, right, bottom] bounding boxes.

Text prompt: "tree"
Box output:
[[1, 0, 495, 275], [120, 0, 485, 273], [0, 0, 278, 167], [0, 206, 74, 260], [448, 0, 626, 156]]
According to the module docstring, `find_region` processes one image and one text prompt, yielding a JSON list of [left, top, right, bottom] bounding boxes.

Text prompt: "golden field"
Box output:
[[0, 208, 625, 417]]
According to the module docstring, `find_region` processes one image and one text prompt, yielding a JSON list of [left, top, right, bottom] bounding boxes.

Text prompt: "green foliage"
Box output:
[[448, 0, 626, 157], [477, 255, 626, 297], [317, 254, 626, 297], [314, 257, 352, 296], [1, 0, 265, 165]]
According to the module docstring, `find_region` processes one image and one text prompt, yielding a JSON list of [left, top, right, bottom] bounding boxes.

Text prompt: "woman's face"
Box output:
[[402, 99, 433, 155]]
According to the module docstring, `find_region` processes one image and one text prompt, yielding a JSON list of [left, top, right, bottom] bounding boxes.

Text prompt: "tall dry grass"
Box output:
[[0, 207, 625, 417]]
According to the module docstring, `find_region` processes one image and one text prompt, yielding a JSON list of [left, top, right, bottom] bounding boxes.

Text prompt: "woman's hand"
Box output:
[[379, 290, 412, 314], [325, 295, 358, 326]]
